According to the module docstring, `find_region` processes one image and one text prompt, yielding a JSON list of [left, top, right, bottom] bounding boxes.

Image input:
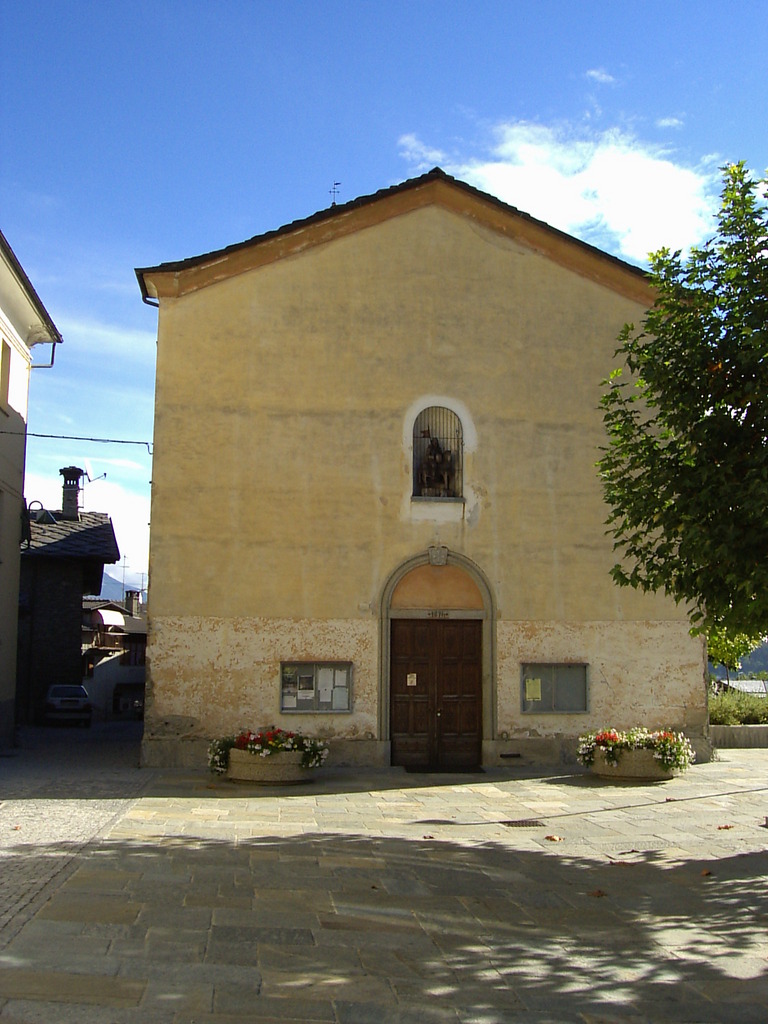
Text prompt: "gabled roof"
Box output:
[[84, 598, 127, 612], [83, 599, 147, 635], [94, 607, 126, 628], [723, 678, 768, 696], [24, 511, 120, 564], [136, 167, 652, 306]]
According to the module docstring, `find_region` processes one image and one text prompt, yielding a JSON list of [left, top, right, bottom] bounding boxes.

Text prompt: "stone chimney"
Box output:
[[59, 466, 84, 520], [124, 590, 142, 617]]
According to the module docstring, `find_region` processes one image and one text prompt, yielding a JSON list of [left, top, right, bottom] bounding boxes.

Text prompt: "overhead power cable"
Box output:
[[0, 430, 153, 455]]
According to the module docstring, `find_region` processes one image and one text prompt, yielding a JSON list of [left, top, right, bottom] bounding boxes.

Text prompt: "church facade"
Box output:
[[136, 169, 708, 769]]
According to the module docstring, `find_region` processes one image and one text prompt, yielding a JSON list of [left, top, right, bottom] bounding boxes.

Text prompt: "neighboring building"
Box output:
[[82, 591, 147, 718], [720, 679, 768, 698], [17, 467, 120, 724], [0, 230, 61, 746], [136, 168, 708, 770]]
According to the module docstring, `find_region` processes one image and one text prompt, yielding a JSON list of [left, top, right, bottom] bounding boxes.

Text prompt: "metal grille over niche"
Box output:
[[413, 406, 463, 498]]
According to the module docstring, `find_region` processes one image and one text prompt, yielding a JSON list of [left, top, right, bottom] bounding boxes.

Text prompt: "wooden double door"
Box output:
[[390, 618, 482, 770]]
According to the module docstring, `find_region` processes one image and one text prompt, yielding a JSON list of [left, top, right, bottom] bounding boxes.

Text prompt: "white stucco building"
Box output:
[[0, 230, 61, 746]]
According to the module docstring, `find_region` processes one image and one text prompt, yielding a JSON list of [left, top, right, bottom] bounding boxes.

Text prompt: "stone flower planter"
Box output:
[[209, 727, 329, 781], [590, 748, 677, 780], [227, 748, 308, 784]]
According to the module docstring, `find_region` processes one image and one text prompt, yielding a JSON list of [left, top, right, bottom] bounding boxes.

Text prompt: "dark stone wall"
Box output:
[[17, 558, 87, 724], [0, 697, 13, 748]]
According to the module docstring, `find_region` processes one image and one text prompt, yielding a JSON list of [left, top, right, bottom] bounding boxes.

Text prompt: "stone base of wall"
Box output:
[[142, 735, 209, 769], [143, 732, 713, 770], [483, 731, 712, 767], [325, 740, 391, 767], [142, 736, 393, 770], [690, 734, 713, 763], [710, 724, 768, 748], [484, 736, 575, 766]]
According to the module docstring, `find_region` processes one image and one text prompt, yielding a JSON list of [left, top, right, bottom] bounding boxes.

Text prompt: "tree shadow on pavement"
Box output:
[[0, 828, 766, 1023]]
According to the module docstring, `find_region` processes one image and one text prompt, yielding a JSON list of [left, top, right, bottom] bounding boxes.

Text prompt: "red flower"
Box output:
[[595, 730, 619, 745]]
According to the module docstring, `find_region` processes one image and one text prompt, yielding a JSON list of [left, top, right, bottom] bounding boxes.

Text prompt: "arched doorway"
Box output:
[[380, 548, 495, 770]]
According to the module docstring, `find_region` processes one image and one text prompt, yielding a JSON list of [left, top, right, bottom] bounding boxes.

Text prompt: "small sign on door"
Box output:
[[407, 673, 418, 687]]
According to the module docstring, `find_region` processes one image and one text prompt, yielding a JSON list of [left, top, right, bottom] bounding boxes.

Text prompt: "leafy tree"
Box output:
[[706, 626, 764, 683], [599, 163, 768, 635]]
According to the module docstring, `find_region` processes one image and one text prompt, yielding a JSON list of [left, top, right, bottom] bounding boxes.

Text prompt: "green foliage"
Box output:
[[599, 163, 768, 635], [706, 626, 764, 673], [735, 642, 768, 676], [708, 688, 768, 725]]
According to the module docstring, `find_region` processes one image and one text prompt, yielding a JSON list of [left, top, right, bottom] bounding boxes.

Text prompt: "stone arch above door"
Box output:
[[379, 547, 496, 747]]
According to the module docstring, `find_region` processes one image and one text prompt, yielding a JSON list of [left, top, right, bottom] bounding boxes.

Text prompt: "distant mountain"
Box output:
[[738, 642, 768, 676], [99, 572, 126, 601], [85, 571, 142, 602]]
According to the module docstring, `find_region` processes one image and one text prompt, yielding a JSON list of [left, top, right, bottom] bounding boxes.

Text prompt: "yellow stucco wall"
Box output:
[[142, 197, 707, 766]]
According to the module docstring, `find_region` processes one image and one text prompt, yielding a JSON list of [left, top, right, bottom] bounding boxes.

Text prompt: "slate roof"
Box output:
[[83, 598, 127, 612], [724, 678, 768, 696], [24, 510, 120, 563], [136, 166, 650, 303], [123, 616, 148, 636]]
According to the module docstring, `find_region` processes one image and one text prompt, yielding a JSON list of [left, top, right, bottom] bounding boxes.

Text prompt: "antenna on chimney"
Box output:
[[84, 458, 107, 487], [329, 181, 341, 206], [120, 555, 129, 602]]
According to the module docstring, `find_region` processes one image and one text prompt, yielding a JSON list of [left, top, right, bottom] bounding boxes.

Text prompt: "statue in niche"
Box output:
[[419, 430, 455, 497]]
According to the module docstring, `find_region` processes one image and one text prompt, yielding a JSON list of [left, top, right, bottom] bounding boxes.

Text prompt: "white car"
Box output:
[[44, 685, 93, 727]]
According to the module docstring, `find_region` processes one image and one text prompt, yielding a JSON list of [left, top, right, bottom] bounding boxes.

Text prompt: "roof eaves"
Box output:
[[0, 229, 63, 345], [136, 169, 446, 281], [135, 166, 649, 294]]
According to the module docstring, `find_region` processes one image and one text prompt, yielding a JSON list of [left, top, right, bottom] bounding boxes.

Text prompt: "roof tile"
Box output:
[[24, 511, 120, 563]]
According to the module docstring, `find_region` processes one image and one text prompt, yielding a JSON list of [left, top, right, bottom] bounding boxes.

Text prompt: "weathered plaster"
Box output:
[[145, 616, 378, 741], [141, 189, 706, 769], [495, 619, 707, 738]]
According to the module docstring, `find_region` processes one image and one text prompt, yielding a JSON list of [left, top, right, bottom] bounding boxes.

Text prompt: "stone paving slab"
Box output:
[[0, 722, 150, 948], [0, 969, 146, 1006], [1, 735, 768, 1021]]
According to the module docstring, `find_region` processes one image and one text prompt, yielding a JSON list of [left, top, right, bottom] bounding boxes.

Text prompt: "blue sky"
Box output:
[[3, 1, 767, 591]]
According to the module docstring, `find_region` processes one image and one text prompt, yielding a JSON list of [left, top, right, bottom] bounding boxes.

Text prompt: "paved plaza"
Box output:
[[0, 724, 767, 1023]]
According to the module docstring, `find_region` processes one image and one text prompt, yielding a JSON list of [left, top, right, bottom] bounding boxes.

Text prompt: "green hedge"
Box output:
[[709, 690, 768, 725]]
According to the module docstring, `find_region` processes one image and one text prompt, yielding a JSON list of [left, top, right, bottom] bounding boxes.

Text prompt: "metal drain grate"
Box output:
[[500, 819, 546, 828]]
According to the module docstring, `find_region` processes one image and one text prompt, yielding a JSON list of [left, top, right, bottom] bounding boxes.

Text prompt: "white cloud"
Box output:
[[586, 68, 615, 84], [402, 122, 719, 263], [85, 456, 145, 472], [398, 133, 447, 171], [57, 317, 156, 359], [86, 479, 150, 586], [657, 116, 684, 129]]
